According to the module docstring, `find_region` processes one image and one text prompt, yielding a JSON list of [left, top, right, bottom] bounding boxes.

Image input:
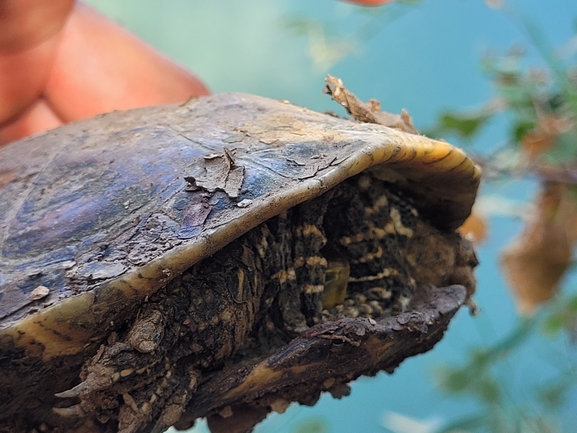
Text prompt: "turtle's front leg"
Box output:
[[55, 304, 197, 433], [117, 361, 200, 433], [54, 231, 269, 433]]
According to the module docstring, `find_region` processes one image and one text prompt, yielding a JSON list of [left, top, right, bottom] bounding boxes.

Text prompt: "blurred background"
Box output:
[[84, 1, 577, 432]]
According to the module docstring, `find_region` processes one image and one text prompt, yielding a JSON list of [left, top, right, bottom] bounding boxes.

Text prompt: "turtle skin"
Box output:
[[0, 92, 480, 433]]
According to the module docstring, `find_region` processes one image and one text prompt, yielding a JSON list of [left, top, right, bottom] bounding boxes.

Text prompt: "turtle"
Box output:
[[0, 78, 480, 433]]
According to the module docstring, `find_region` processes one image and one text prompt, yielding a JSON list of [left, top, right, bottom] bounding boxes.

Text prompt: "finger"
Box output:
[[45, 3, 210, 122], [0, 98, 64, 146]]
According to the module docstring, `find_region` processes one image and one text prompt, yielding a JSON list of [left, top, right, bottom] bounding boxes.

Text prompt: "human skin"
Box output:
[[0, 0, 209, 146]]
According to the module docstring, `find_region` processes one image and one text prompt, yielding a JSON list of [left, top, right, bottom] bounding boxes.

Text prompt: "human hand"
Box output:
[[0, 0, 209, 146]]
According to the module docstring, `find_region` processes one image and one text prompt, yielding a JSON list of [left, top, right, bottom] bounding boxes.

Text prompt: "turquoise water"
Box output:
[[85, 1, 577, 431]]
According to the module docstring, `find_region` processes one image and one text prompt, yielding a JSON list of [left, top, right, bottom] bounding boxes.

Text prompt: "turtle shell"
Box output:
[[0, 92, 480, 432]]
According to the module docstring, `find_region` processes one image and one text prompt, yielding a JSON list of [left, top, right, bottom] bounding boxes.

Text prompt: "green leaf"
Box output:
[[434, 110, 492, 140], [538, 382, 569, 409], [435, 367, 474, 394], [497, 83, 535, 114], [541, 313, 566, 336], [542, 292, 577, 335], [512, 120, 535, 142], [474, 378, 501, 404], [293, 419, 328, 433]]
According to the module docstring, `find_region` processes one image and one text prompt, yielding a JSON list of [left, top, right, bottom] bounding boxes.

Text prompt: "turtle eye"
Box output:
[[322, 256, 350, 310]]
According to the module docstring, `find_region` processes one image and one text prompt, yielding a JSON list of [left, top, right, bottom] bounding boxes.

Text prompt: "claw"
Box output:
[[151, 403, 185, 433], [55, 382, 88, 399], [55, 368, 115, 398], [53, 404, 86, 419], [151, 369, 200, 433], [151, 420, 170, 433], [118, 393, 152, 433]]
